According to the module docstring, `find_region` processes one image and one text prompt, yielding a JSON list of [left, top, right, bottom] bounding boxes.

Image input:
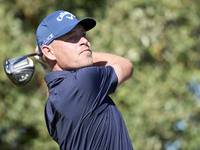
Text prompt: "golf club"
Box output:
[[4, 52, 40, 87]]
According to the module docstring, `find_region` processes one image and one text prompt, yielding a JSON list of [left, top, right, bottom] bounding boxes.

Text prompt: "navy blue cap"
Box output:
[[36, 10, 96, 54]]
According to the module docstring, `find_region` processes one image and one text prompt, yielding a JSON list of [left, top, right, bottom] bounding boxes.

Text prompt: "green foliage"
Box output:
[[1, 0, 200, 149]]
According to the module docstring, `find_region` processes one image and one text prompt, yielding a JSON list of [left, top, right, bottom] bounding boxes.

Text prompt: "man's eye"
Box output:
[[82, 33, 86, 37], [68, 36, 75, 40]]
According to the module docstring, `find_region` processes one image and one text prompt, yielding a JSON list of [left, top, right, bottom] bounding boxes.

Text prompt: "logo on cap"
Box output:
[[57, 11, 76, 21]]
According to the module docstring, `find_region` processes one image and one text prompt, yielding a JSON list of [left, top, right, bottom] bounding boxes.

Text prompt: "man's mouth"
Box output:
[[80, 49, 91, 54]]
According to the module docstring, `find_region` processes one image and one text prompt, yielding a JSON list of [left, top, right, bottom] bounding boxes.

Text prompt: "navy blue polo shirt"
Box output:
[[44, 66, 133, 150]]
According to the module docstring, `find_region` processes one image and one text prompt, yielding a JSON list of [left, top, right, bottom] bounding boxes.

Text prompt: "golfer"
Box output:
[[36, 10, 134, 150]]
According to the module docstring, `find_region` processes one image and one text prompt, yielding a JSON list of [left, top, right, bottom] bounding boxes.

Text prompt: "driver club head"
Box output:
[[4, 56, 35, 87]]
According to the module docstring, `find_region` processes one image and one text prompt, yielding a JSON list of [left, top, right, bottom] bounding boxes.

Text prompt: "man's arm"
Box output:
[[92, 52, 134, 87]]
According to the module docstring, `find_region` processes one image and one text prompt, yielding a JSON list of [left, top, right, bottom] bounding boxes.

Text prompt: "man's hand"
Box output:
[[34, 46, 52, 74]]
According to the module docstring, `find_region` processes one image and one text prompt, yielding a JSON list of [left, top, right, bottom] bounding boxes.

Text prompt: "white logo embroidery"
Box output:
[[57, 11, 76, 21], [43, 34, 54, 45]]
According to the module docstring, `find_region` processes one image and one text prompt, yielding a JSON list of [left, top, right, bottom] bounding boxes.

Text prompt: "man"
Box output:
[[36, 10, 134, 150]]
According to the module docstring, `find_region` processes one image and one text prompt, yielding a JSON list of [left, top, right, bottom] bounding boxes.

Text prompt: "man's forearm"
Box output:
[[93, 52, 126, 67], [92, 52, 134, 87]]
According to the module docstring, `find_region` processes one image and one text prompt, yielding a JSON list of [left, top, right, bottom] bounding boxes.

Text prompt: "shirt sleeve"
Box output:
[[76, 66, 118, 95]]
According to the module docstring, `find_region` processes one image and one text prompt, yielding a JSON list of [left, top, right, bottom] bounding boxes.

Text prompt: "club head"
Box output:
[[4, 56, 35, 87]]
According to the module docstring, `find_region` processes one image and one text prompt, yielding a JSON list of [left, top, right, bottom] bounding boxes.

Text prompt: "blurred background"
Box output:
[[0, 0, 200, 149]]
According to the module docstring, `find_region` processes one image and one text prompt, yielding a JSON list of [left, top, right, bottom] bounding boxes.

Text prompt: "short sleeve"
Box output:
[[75, 66, 118, 95]]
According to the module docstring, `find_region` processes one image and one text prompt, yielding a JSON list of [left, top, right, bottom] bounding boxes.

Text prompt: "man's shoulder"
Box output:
[[45, 66, 115, 85]]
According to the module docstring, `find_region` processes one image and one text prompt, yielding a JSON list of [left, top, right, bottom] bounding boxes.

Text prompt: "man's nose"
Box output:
[[79, 36, 89, 46]]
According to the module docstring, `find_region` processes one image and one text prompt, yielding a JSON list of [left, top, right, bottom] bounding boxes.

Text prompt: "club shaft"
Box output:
[[25, 52, 40, 58]]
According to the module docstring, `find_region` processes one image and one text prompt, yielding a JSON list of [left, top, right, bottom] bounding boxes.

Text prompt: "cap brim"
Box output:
[[55, 18, 96, 40], [79, 18, 96, 31]]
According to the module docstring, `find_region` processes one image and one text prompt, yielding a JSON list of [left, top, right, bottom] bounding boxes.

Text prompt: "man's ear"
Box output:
[[41, 45, 56, 61]]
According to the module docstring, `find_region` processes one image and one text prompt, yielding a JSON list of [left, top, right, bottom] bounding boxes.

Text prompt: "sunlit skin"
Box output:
[[43, 24, 93, 71]]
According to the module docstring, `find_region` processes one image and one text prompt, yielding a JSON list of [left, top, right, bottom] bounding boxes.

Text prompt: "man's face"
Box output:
[[50, 24, 93, 70]]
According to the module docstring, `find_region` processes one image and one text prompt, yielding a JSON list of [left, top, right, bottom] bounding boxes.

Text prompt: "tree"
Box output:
[[1, 0, 200, 149]]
